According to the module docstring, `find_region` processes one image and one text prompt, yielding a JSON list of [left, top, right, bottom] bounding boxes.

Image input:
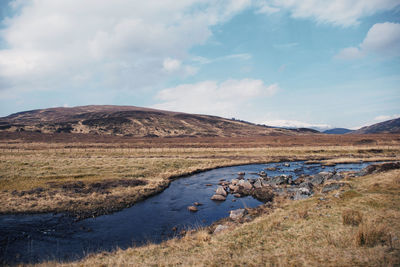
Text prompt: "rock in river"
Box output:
[[211, 194, 226, 201], [270, 174, 292, 185], [187, 206, 198, 212], [238, 180, 253, 191], [251, 187, 274, 202], [216, 186, 227, 197], [229, 184, 239, 193], [231, 179, 239, 185], [253, 179, 263, 189]]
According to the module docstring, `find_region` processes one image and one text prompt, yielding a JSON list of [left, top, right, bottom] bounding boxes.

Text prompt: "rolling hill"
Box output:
[[0, 105, 309, 137], [352, 118, 400, 134]]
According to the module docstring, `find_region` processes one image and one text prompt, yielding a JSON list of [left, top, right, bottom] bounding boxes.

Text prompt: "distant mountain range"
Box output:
[[0, 105, 398, 137], [323, 128, 354, 134], [0, 105, 313, 138], [322, 118, 400, 134]]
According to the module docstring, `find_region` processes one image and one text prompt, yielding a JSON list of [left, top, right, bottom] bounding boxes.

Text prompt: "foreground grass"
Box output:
[[1, 140, 399, 217], [44, 168, 400, 267]]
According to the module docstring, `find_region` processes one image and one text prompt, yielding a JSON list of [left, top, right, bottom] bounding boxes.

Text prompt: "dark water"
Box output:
[[0, 161, 374, 265]]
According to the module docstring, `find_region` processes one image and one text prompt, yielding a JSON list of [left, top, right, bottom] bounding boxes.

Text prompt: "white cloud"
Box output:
[[224, 53, 252, 60], [262, 119, 331, 130], [0, 0, 252, 94], [259, 0, 400, 27], [191, 53, 252, 65], [153, 79, 279, 117], [336, 22, 400, 60], [256, 1, 280, 14], [163, 58, 182, 72], [361, 22, 400, 56], [335, 47, 364, 60]]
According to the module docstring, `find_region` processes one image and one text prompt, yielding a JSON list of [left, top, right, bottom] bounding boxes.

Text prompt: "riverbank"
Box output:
[[53, 164, 400, 266], [1, 139, 399, 218]]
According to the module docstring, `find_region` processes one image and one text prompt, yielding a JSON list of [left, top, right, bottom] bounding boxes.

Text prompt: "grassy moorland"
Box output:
[[0, 133, 400, 218], [1, 133, 400, 266]]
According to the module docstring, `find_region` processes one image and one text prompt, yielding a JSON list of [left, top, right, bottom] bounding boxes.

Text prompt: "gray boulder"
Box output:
[[229, 208, 248, 221], [238, 180, 253, 191], [293, 187, 312, 200], [187, 206, 198, 212], [322, 183, 346, 193], [216, 186, 227, 197], [253, 179, 263, 189], [299, 182, 314, 192], [329, 174, 344, 181], [211, 194, 226, 201], [251, 187, 274, 202], [214, 225, 229, 234], [271, 174, 292, 185], [261, 179, 271, 187], [310, 172, 333, 185], [229, 184, 239, 192]]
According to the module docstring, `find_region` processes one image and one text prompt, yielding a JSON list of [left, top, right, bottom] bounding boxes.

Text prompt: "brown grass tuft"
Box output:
[[297, 209, 309, 219], [342, 209, 363, 226], [355, 220, 390, 247], [341, 190, 362, 200]]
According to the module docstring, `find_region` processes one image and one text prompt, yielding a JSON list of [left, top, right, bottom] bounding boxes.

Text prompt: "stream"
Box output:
[[0, 161, 375, 265]]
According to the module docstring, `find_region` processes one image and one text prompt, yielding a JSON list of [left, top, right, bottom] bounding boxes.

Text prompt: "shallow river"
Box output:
[[0, 161, 374, 264]]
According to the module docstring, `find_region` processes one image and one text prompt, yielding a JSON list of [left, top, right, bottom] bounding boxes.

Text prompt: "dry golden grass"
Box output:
[[34, 168, 398, 267], [342, 209, 363, 226], [355, 220, 390, 247]]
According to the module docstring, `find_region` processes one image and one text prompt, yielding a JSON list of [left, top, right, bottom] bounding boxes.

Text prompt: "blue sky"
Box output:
[[0, 0, 399, 129]]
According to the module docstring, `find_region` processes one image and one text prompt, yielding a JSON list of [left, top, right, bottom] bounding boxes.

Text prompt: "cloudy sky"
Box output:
[[0, 0, 399, 130]]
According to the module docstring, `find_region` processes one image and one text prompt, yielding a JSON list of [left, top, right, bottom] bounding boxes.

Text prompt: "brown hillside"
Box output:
[[0, 105, 307, 137], [352, 117, 400, 134]]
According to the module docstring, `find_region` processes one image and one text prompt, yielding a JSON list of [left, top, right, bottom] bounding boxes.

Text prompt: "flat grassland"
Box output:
[[0, 133, 399, 218], [1, 133, 400, 266]]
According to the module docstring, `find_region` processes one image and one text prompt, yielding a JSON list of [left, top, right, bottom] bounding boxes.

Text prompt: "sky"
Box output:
[[0, 0, 399, 130]]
